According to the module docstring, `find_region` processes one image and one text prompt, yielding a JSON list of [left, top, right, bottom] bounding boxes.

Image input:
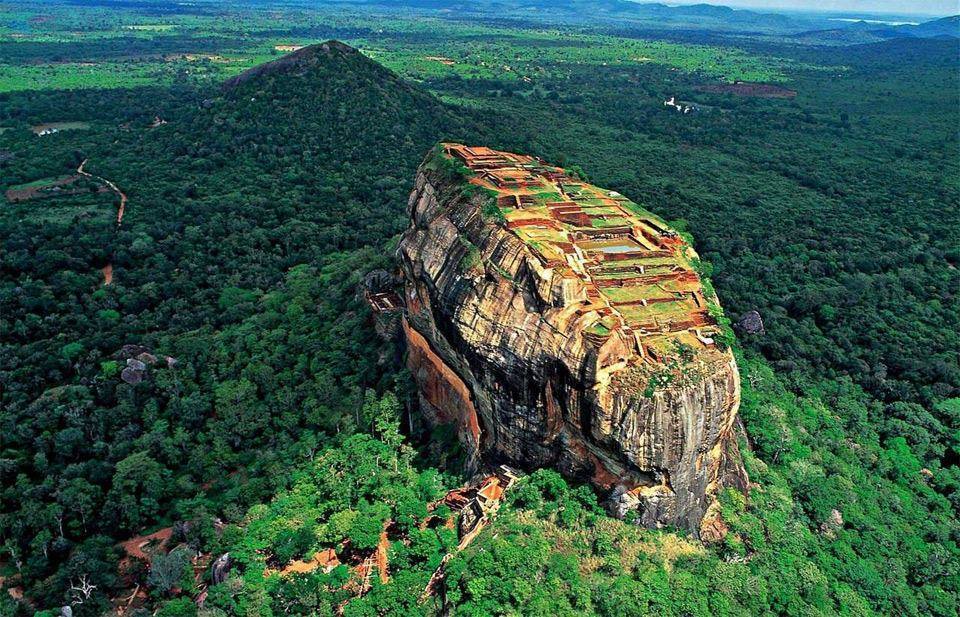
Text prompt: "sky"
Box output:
[[664, 0, 957, 16]]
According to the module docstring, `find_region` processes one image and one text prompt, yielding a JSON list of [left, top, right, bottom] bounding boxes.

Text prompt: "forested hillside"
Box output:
[[0, 42, 482, 611], [1, 9, 958, 615]]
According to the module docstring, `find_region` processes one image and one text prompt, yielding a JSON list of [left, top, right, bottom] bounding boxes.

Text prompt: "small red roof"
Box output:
[[477, 478, 504, 502]]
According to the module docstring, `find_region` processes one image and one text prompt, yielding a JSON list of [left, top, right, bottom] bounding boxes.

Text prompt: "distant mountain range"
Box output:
[[793, 15, 959, 45]]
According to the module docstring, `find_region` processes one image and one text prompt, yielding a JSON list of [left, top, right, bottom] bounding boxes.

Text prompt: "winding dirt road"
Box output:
[[78, 158, 127, 226], [78, 159, 127, 286]]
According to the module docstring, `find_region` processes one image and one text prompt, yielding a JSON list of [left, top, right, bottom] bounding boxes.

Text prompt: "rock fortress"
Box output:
[[397, 143, 748, 537]]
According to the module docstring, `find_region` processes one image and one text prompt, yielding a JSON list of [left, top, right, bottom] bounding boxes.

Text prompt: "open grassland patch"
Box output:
[[0, 63, 159, 91], [2, 191, 114, 224], [6, 174, 78, 201], [0, 57, 267, 92], [29, 121, 89, 135]]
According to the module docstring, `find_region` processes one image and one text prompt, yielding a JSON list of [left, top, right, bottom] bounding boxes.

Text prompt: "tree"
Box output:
[[157, 597, 198, 617], [106, 452, 167, 530], [348, 503, 389, 552], [147, 546, 194, 596]]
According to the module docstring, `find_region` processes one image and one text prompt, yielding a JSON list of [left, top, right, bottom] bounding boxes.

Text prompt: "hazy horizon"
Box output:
[[659, 0, 956, 17]]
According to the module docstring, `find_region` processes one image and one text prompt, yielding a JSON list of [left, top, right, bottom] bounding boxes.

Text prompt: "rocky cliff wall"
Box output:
[[398, 145, 748, 535]]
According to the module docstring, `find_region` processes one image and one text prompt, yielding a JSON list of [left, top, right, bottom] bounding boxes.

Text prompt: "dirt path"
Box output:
[[78, 158, 127, 226], [78, 159, 127, 286], [119, 527, 172, 562], [375, 529, 390, 584]]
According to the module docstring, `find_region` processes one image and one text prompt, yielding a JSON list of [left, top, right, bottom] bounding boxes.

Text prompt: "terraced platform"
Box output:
[[444, 143, 721, 363]]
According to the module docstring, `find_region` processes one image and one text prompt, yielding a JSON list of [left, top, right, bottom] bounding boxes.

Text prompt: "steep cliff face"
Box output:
[[398, 144, 748, 535]]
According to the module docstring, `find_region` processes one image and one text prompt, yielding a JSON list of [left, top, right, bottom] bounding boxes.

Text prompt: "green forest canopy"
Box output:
[[0, 4, 957, 615]]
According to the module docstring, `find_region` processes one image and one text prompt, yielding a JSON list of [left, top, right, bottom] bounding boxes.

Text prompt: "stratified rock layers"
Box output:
[[398, 145, 747, 534]]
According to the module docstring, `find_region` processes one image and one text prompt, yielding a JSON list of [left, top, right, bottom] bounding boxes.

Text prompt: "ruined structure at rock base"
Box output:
[[398, 144, 748, 536], [420, 465, 521, 602], [362, 269, 404, 345]]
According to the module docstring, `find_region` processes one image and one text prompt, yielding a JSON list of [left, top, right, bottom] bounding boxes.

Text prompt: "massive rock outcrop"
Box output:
[[398, 144, 748, 535]]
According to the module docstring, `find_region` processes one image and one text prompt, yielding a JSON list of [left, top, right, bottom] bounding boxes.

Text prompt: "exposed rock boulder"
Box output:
[[211, 553, 232, 585], [120, 359, 147, 385], [115, 345, 175, 384], [735, 310, 764, 335], [699, 508, 731, 543], [820, 508, 844, 538], [363, 269, 401, 294]]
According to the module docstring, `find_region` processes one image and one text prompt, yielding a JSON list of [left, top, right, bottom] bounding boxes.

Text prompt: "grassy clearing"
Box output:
[[30, 121, 90, 134], [7, 175, 73, 190], [0, 54, 279, 92], [0, 64, 161, 91], [2, 192, 114, 224]]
